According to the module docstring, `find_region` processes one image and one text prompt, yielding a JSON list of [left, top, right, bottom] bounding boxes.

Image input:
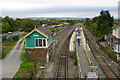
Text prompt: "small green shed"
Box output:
[[24, 27, 53, 62]]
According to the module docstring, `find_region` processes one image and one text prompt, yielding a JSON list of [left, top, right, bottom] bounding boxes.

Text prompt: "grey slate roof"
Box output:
[[37, 27, 52, 36], [113, 23, 120, 29]]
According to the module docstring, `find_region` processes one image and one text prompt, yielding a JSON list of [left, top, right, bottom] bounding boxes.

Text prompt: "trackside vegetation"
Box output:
[[1, 33, 26, 59], [84, 10, 114, 41], [14, 44, 35, 78], [84, 10, 119, 63], [101, 47, 118, 63], [1, 16, 81, 33], [71, 51, 77, 65]]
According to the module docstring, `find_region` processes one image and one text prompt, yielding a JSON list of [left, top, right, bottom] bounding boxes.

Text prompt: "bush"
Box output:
[[71, 52, 76, 58], [71, 51, 77, 65], [7, 37, 12, 42], [73, 58, 77, 65], [102, 47, 117, 62]]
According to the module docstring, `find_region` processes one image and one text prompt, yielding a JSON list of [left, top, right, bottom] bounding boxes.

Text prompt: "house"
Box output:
[[24, 27, 53, 62], [110, 23, 120, 60], [42, 24, 47, 28], [62, 22, 70, 27]]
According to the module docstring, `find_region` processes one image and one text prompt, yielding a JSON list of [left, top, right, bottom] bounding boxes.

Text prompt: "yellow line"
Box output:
[[81, 27, 98, 78], [78, 57, 79, 61], [77, 56, 83, 78], [81, 73, 83, 78]]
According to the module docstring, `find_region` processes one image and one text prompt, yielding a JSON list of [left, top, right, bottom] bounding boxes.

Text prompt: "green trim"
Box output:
[[28, 51, 32, 54]]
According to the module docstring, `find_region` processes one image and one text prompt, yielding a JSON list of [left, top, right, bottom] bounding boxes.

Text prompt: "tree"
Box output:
[[97, 10, 113, 34], [2, 22, 11, 33], [85, 10, 114, 41]]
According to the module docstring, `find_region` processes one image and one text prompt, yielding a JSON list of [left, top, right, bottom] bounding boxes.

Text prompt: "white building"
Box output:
[[112, 23, 120, 61], [112, 23, 120, 53]]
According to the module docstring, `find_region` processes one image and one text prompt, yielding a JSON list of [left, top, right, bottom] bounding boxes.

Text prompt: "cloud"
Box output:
[[1, 6, 117, 17], [0, 0, 119, 18]]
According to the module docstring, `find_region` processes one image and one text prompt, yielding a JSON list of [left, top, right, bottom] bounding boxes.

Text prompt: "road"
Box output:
[[0, 38, 24, 79], [0, 31, 24, 38]]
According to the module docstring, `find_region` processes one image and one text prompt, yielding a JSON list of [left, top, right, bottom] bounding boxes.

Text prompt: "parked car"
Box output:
[[8, 32, 12, 35]]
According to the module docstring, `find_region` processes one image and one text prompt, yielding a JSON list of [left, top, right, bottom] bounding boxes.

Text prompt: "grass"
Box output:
[[71, 51, 77, 65], [14, 37, 35, 78], [14, 51, 44, 78], [2, 39, 17, 59], [14, 52, 35, 78], [22, 43, 26, 51], [19, 33, 26, 39], [1, 33, 26, 59]]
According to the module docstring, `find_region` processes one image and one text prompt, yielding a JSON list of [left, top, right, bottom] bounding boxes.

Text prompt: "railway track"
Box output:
[[52, 26, 76, 79], [82, 24, 120, 79], [57, 40, 68, 79]]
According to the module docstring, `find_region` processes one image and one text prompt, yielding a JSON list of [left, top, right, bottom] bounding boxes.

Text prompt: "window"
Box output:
[[35, 39, 46, 47], [115, 44, 117, 51], [39, 39, 42, 46], [118, 44, 120, 51], [35, 39, 38, 47], [43, 39, 46, 46]]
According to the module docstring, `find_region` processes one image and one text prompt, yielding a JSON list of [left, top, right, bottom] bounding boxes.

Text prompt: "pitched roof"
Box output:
[[37, 27, 52, 37], [112, 23, 120, 29], [24, 27, 52, 39]]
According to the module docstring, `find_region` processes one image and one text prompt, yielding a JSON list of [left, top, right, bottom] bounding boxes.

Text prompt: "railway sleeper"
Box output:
[[58, 75, 65, 77]]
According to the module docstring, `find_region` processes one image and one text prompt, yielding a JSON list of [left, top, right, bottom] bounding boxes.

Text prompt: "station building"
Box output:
[[24, 27, 53, 62]]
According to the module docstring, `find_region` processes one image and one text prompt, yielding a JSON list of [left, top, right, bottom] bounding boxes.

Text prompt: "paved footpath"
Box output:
[[0, 39, 24, 79], [76, 38, 91, 78]]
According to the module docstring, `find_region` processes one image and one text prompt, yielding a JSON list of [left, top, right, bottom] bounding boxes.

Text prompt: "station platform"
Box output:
[[75, 38, 91, 78]]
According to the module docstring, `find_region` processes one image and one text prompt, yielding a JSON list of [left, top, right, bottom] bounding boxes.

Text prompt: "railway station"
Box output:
[[1, 1, 120, 78]]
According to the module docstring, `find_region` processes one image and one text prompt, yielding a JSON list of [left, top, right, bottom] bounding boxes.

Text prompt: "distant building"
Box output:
[[42, 24, 47, 28], [49, 25, 55, 28], [47, 18, 57, 21], [62, 22, 70, 27], [24, 27, 53, 62]]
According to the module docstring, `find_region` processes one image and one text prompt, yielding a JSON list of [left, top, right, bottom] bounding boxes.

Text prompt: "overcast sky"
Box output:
[[0, 0, 120, 18]]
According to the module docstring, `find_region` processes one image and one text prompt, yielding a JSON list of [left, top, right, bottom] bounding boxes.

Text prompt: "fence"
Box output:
[[12, 35, 19, 42]]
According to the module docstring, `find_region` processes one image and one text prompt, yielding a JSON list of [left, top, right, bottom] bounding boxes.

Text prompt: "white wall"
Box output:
[[113, 27, 120, 39], [114, 44, 120, 53]]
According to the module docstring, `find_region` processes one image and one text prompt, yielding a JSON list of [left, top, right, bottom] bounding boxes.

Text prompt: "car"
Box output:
[[8, 32, 12, 35]]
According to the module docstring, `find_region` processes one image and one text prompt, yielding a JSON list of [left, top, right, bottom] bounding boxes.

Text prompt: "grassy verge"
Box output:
[[14, 42, 35, 78], [71, 51, 77, 65], [2, 38, 17, 59], [14, 43, 44, 78], [1, 33, 26, 59], [19, 33, 26, 39], [14, 52, 35, 78]]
